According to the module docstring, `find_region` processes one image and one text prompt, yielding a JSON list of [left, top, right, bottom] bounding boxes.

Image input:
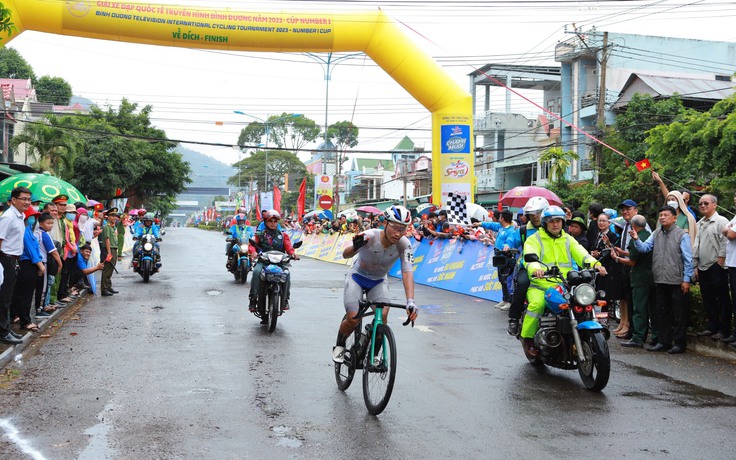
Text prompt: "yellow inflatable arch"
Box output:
[[1, 0, 474, 203]]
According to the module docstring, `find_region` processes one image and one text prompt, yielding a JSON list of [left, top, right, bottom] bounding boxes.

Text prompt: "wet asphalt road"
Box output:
[[1, 226, 735, 459]]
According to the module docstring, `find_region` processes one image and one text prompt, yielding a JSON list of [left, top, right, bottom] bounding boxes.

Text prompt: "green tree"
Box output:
[[229, 149, 306, 192], [326, 120, 359, 152], [647, 93, 736, 199], [10, 114, 75, 175], [236, 113, 320, 153], [539, 146, 579, 184], [0, 4, 19, 43], [0, 46, 36, 81], [36, 75, 73, 105], [268, 113, 321, 152], [70, 100, 190, 201], [547, 94, 690, 217]]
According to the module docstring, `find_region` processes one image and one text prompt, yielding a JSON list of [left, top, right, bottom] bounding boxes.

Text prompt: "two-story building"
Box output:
[[555, 30, 736, 181]]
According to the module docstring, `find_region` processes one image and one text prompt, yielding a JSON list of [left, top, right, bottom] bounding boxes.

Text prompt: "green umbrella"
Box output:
[[0, 173, 86, 204]]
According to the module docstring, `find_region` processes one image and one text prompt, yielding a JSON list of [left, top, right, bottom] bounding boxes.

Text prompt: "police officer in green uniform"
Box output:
[[100, 208, 119, 296]]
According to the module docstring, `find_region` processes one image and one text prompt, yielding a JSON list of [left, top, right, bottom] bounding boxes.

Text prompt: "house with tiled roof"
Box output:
[[0, 78, 37, 163]]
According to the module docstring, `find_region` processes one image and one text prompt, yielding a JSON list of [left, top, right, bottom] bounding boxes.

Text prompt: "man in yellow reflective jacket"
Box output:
[[521, 206, 607, 357]]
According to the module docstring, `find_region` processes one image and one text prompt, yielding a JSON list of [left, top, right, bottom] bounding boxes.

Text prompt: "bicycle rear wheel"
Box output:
[[362, 324, 396, 415], [335, 317, 357, 391]]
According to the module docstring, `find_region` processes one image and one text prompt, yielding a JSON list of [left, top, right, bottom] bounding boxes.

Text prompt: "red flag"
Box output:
[[254, 194, 261, 219], [635, 158, 651, 171], [297, 178, 306, 221], [273, 185, 282, 213], [498, 191, 503, 211]]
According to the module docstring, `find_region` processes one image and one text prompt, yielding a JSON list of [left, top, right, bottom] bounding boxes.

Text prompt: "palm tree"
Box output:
[[539, 146, 580, 183], [10, 115, 75, 176]]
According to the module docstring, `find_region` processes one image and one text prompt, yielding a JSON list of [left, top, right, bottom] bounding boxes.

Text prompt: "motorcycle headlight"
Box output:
[[143, 242, 154, 251], [573, 284, 596, 306], [239, 246, 249, 254], [267, 253, 285, 264]]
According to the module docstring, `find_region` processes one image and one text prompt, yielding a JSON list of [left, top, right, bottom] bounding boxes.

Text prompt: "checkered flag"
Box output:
[[446, 192, 470, 225]]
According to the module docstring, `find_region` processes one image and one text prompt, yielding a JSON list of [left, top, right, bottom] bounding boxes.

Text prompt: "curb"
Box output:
[[686, 333, 736, 361], [0, 292, 91, 370]]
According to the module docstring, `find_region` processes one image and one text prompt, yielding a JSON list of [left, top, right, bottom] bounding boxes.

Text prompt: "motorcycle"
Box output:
[[249, 239, 302, 332], [132, 234, 162, 283], [518, 254, 611, 391], [225, 237, 251, 284]]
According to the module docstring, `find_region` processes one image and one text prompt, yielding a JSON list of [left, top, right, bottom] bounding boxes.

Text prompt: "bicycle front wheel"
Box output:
[[362, 324, 396, 415]]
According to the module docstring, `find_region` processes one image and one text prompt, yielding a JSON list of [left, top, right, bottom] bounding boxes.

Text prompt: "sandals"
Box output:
[[22, 323, 40, 332]]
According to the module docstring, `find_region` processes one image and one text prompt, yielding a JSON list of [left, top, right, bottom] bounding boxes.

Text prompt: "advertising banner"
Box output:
[[296, 231, 502, 301]]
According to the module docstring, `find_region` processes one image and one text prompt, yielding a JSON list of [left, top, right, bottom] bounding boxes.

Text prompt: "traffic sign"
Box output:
[[319, 195, 333, 210]]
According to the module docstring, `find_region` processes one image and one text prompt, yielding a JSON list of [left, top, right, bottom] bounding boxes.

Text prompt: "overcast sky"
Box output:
[[7, 0, 736, 166]]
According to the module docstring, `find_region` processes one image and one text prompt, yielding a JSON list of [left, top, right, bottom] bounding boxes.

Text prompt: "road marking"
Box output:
[[0, 418, 47, 460]]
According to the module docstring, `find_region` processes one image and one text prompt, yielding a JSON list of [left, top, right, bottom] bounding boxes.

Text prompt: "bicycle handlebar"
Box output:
[[354, 300, 414, 327]]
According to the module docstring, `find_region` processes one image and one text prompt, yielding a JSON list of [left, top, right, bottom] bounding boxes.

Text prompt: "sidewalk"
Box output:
[[0, 290, 92, 369]]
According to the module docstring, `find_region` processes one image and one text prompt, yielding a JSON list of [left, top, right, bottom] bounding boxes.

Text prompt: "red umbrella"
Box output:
[[500, 186, 563, 208], [356, 205, 383, 215]]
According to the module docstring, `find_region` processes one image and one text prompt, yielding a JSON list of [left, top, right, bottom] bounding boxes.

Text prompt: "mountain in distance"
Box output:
[[69, 95, 95, 109], [175, 146, 235, 188]]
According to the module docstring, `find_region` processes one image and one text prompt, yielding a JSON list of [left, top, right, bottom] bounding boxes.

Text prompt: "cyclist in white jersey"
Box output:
[[333, 205, 418, 363]]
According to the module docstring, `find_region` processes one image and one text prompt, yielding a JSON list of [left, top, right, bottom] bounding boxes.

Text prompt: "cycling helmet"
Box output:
[[523, 196, 550, 215], [236, 213, 246, 222], [383, 205, 411, 226], [264, 209, 281, 221], [541, 205, 566, 225]]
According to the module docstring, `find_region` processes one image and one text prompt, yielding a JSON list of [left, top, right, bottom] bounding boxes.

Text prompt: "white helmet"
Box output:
[[383, 205, 411, 225], [523, 196, 550, 215], [264, 209, 281, 221]]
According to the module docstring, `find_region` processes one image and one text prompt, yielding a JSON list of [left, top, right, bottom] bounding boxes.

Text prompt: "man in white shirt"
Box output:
[[721, 191, 736, 345], [693, 194, 731, 340], [0, 186, 32, 344]]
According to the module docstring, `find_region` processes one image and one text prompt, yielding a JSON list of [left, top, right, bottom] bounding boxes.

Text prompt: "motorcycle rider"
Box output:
[[226, 214, 252, 270], [332, 205, 419, 363], [506, 196, 549, 336], [248, 210, 299, 318], [134, 213, 161, 266], [521, 205, 607, 358]]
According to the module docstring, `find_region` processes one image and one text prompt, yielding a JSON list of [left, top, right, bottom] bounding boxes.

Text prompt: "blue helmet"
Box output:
[[541, 205, 566, 225]]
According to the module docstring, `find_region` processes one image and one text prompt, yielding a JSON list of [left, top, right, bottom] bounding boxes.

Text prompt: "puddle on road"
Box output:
[[271, 425, 303, 449], [78, 402, 117, 460], [206, 290, 222, 296], [623, 365, 736, 408]]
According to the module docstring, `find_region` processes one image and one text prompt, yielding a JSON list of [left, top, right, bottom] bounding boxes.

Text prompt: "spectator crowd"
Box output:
[[0, 186, 154, 345], [294, 172, 736, 354]]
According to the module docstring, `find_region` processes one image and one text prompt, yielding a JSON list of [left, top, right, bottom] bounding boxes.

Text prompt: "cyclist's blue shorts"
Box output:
[[344, 272, 389, 314]]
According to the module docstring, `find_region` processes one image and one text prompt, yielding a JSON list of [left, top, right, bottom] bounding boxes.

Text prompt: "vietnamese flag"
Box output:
[[635, 158, 651, 171], [297, 178, 306, 221], [273, 185, 282, 213], [498, 191, 504, 211], [254, 193, 261, 219]]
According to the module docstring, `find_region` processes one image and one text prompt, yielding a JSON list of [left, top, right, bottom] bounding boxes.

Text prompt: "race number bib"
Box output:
[[403, 250, 414, 264]]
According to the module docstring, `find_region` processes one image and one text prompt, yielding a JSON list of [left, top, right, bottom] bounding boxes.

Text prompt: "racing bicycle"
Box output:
[[334, 299, 413, 415]]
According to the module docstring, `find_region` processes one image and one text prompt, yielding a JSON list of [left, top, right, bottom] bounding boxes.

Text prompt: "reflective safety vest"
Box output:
[[523, 229, 599, 288]]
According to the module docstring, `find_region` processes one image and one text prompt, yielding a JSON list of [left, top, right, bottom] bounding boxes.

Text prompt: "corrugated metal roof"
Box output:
[[623, 74, 735, 101]]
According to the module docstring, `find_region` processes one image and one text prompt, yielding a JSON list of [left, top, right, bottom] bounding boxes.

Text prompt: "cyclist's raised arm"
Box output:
[[343, 232, 369, 259]]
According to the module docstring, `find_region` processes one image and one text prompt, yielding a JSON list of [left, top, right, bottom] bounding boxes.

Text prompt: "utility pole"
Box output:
[[596, 32, 609, 180], [402, 159, 408, 207]]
